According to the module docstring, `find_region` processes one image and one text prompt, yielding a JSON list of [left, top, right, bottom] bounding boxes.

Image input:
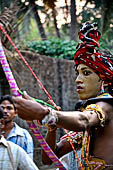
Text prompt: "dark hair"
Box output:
[[0, 106, 4, 119], [0, 95, 16, 110]]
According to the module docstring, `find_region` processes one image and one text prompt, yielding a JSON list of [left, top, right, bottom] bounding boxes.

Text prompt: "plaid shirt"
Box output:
[[7, 122, 33, 159], [0, 136, 39, 170]]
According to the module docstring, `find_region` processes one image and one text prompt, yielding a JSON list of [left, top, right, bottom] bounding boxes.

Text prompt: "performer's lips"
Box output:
[[76, 86, 83, 92]]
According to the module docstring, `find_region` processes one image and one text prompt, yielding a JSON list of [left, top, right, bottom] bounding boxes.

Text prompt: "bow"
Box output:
[[0, 25, 67, 170]]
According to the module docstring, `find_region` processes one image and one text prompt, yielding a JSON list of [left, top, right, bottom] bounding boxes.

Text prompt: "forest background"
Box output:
[[0, 0, 113, 60]]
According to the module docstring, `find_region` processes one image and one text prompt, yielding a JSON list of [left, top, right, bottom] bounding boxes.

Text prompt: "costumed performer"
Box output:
[[12, 21, 113, 170]]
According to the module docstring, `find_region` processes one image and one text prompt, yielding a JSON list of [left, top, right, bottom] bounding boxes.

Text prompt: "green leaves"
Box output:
[[27, 38, 78, 60], [23, 35, 113, 60]]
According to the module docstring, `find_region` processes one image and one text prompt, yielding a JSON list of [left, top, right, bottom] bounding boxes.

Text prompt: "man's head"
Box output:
[[0, 95, 17, 123], [74, 22, 113, 98]]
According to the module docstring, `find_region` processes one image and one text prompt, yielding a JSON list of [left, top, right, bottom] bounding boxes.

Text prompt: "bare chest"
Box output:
[[90, 120, 113, 164]]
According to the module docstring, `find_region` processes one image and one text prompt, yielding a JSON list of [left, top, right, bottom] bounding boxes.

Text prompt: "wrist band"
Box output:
[[42, 108, 58, 127]]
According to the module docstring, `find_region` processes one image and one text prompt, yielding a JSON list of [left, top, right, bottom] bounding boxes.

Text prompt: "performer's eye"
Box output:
[[83, 70, 92, 76]]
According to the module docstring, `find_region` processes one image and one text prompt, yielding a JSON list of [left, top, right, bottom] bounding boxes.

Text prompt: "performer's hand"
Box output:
[[12, 96, 48, 121], [22, 91, 34, 101], [47, 100, 61, 111]]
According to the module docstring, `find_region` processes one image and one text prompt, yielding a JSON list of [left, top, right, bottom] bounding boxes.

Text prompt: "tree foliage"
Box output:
[[25, 38, 77, 60], [0, 0, 113, 58]]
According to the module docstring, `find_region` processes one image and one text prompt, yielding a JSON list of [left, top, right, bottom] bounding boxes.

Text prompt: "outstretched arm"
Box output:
[[13, 92, 111, 131]]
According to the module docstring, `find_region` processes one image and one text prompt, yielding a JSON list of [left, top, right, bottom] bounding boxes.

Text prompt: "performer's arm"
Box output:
[[13, 93, 111, 131], [41, 128, 57, 165], [41, 129, 74, 165], [56, 101, 109, 131]]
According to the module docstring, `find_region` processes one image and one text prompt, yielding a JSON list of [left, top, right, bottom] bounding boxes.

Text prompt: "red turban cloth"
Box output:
[[74, 22, 113, 86]]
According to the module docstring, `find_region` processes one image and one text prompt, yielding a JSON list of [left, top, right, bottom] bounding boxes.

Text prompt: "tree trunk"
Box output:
[[53, 10, 61, 38], [29, 0, 47, 40], [70, 0, 77, 41], [100, 0, 105, 34]]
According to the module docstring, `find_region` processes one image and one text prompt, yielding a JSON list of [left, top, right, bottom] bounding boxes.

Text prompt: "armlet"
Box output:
[[85, 104, 105, 127]]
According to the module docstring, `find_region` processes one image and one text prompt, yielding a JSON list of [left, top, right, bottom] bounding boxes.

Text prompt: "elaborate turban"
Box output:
[[74, 22, 113, 86]]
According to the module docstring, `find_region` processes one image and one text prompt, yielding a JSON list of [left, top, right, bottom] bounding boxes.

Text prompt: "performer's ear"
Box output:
[[100, 81, 109, 93]]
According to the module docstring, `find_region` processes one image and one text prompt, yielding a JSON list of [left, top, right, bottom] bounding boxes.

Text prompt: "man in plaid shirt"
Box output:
[[0, 106, 39, 170]]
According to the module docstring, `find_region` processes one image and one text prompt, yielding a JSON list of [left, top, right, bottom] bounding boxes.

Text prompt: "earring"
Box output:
[[100, 81, 105, 94]]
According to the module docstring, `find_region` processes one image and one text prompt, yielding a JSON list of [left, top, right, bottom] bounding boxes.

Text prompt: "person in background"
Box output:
[[0, 95, 34, 159], [0, 106, 39, 170], [12, 22, 113, 170]]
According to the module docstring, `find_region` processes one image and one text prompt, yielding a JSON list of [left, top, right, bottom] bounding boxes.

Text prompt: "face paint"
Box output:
[[75, 64, 102, 100]]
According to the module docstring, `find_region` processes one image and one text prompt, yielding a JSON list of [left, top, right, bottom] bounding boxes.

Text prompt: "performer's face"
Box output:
[[75, 64, 102, 100]]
